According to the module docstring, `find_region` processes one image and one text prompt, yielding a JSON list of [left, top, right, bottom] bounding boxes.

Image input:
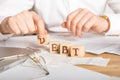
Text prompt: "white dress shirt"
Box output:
[[0, 0, 120, 36]]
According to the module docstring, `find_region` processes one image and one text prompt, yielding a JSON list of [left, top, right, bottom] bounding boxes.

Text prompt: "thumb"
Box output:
[[61, 22, 67, 28]]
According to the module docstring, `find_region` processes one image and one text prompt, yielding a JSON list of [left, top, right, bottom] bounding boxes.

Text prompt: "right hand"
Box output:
[[0, 11, 47, 38], [62, 8, 109, 38]]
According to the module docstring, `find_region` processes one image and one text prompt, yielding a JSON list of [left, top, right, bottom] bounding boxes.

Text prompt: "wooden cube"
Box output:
[[60, 43, 71, 56], [50, 41, 60, 53], [70, 46, 85, 57], [38, 35, 49, 46]]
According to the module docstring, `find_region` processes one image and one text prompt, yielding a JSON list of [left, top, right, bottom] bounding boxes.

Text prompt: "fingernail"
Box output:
[[39, 34, 44, 38], [38, 30, 47, 38], [61, 22, 66, 28]]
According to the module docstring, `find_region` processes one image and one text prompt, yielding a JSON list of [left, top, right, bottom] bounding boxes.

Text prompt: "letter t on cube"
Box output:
[[70, 46, 85, 57]]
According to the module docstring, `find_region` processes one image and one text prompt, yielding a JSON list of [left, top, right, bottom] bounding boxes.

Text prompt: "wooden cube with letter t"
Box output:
[[60, 43, 71, 56], [70, 46, 85, 57], [38, 35, 49, 46], [50, 41, 60, 53]]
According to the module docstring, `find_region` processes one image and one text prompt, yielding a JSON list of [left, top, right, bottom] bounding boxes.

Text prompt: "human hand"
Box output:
[[0, 11, 47, 38], [62, 8, 109, 37]]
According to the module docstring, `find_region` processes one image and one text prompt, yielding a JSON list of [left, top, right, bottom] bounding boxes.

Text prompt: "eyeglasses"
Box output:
[[28, 52, 49, 76], [0, 47, 49, 78]]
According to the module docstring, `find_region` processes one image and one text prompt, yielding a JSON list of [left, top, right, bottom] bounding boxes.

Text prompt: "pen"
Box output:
[[0, 56, 27, 73], [0, 58, 4, 61], [0, 54, 26, 62]]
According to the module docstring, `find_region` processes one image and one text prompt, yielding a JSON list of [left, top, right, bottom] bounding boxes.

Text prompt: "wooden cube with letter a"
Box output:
[[50, 41, 60, 53], [70, 46, 85, 57], [38, 35, 49, 46], [60, 43, 71, 56]]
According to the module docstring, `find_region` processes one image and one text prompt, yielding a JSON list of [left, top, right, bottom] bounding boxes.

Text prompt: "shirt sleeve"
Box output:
[[0, 0, 34, 23], [105, 0, 120, 36]]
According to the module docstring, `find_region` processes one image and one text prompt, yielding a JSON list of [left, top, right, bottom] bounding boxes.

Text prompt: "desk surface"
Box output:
[[1, 35, 120, 77], [77, 53, 120, 77]]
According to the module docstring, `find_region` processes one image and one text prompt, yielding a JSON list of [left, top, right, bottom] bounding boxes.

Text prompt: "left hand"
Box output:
[[62, 8, 109, 37]]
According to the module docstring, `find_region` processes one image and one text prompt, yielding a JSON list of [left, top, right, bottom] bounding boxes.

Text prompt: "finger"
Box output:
[[66, 8, 82, 31], [0, 24, 12, 34], [31, 11, 46, 38], [83, 16, 97, 32], [23, 11, 36, 33], [71, 9, 88, 36], [61, 22, 67, 28], [7, 17, 21, 34], [76, 12, 93, 36], [0, 17, 13, 34], [5, 24, 14, 33], [16, 14, 29, 34]]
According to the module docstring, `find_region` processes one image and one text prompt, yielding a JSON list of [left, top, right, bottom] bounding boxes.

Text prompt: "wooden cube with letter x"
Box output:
[[50, 41, 60, 53], [38, 35, 49, 46], [60, 42, 71, 56], [70, 46, 85, 57]]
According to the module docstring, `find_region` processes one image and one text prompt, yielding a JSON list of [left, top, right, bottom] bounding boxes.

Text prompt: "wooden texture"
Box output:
[[76, 52, 120, 77], [60, 43, 71, 56], [70, 46, 85, 57], [50, 41, 60, 53], [38, 35, 49, 46]]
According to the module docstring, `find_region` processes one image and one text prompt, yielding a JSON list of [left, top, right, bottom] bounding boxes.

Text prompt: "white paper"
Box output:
[[67, 57, 110, 67], [110, 77, 120, 80], [0, 35, 39, 48], [0, 64, 48, 80], [34, 64, 111, 80], [36, 50, 110, 67], [0, 64, 112, 80]]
